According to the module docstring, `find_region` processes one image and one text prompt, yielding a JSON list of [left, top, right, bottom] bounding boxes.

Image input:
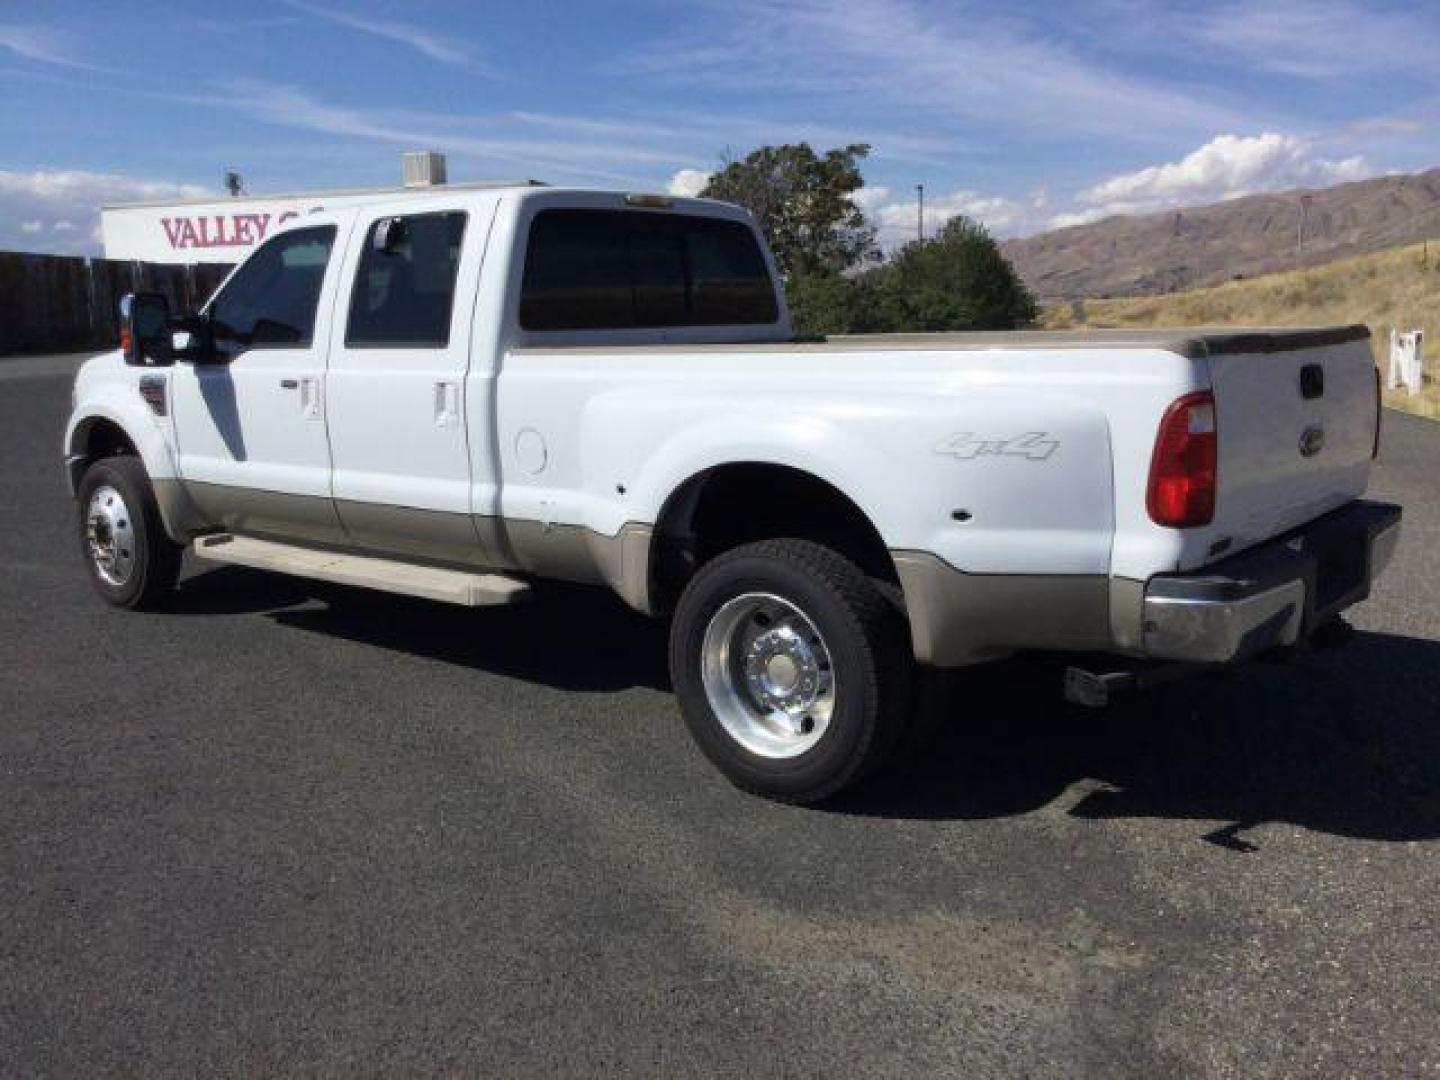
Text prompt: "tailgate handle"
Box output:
[[1300, 363, 1324, 399]]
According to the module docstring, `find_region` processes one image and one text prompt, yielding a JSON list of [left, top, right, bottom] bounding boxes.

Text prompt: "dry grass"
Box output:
[[1043, 240, 1440, 419]]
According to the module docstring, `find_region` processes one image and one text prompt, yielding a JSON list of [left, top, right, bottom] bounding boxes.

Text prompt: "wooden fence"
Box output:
[[0, 252, 233, 356]]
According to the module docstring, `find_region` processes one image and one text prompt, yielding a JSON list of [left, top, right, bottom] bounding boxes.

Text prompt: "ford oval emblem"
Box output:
[[1299, 425, 1325, 457]]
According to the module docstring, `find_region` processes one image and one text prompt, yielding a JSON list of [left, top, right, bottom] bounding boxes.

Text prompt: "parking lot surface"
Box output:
[[3, 353, 1438, 1077]]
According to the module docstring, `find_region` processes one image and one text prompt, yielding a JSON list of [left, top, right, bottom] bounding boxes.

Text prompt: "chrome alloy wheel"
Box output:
[[700, 592, 837, 759], [85, 484, 136, 587]]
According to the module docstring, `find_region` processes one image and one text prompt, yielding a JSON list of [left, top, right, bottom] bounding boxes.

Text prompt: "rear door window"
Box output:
[[346, 211, 467, 347], [520, 209, 778, 331]]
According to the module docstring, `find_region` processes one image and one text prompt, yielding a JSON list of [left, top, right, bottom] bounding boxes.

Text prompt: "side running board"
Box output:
[[193, 534, 531, 607]]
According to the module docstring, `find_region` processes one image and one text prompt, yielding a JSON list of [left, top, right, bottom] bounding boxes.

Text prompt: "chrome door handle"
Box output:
[[434, 380, 460, 427], [300, 377, 322, 420]]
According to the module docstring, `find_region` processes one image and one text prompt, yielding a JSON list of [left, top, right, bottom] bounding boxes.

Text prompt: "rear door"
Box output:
[[325, 202, 498, 565], [1206, 332, 1377, 555], [171, 221, 347, 543]]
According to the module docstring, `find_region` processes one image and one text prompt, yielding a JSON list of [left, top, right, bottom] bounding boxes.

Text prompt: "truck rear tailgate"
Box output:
[[1204, 326, 1377, 563]]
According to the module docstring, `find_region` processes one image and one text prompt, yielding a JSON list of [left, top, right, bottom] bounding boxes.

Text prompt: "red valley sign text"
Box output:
[[160, 210, 304, 251]]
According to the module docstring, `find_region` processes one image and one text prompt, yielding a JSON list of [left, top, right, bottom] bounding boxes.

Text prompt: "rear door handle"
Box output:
[[300, 377, 322, 420], [280, 379, 299, 389], [434, 380, 460, 427]]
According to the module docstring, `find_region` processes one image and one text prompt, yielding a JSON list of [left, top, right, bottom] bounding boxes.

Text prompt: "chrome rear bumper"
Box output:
[[1142, 500, 1401, 663]]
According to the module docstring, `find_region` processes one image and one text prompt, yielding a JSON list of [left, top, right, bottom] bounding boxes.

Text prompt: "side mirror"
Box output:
[[120, 292, 173, 367], [170, 313, 221, 364]]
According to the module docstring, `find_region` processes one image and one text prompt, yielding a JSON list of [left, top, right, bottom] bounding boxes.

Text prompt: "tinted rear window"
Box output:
[[520, 209, 778, 331], [347, 211, 466, 347]]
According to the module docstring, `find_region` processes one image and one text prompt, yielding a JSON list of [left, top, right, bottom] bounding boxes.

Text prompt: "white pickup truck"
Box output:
[[66, 185, 1401, 802]]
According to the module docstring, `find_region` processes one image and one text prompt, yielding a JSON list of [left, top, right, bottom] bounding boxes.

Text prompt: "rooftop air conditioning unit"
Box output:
[[403, 151, 448, 188]]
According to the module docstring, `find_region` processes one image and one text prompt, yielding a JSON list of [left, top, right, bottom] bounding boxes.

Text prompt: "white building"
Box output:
[[100, 153, 537, 264]]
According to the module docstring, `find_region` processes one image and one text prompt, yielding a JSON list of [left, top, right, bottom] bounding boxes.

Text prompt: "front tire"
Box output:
[[669, 539, 913, 803], [77, 456, 182, 610]]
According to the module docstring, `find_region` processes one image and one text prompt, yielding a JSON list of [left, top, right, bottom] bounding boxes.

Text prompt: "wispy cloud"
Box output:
[[279, 1, 493, 73], [206, 81, 963, 188], [611, 0, 1252, 143], [216, 81, 685, 185], [0, 23, 111, 72], [1191, 0, 1440, 80]]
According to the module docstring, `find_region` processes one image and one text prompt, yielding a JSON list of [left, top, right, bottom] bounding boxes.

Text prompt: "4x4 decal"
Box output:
[[934, 432, 1059, 461]]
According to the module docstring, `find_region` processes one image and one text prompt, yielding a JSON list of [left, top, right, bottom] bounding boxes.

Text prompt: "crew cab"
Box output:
[[65, 184, 1401, 802]]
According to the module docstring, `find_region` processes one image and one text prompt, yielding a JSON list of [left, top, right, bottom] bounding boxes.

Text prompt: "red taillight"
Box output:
[[1372, 365, 1382, 459], [1147, 390, 1217, 528], [119, 327, 132, 354]]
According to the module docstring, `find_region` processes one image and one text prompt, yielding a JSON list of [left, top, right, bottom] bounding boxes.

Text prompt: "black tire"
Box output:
[[669, 539, 914, 803], [76, 456, 182, 610]]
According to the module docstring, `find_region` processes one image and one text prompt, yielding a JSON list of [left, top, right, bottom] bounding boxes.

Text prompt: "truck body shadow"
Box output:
[[839, 631, 1440, 843], [169, 564, 670, 693], [170, 565, 1439, 843]]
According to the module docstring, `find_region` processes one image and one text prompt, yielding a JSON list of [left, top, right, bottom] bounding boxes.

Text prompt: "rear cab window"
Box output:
[[519, 209, 779, 332]]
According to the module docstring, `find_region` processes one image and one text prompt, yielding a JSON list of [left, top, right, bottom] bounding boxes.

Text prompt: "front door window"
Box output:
[[208, 225, 336, 352]]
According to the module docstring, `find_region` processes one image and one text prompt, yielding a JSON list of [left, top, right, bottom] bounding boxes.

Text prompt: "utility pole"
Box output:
[[916, 184, 925, 243]]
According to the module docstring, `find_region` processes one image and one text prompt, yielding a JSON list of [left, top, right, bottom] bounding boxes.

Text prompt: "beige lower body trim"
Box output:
[[174, 480, 350, 546], [155, 480, 1114, 657], [335, 498, 500, 569], [1108, 576, 1147, 654], [153, 478, 209, 545], [892, 551, 1113, 667], [151, 478, 657, 613], [504, 518, 656, 613]]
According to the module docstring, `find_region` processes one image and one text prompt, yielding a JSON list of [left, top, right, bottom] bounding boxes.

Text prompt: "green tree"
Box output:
[[784, 273, 873, 338], [866, 216, 1037, 331], [783, 217, 1036, 337], [701, 143, 877, 279]]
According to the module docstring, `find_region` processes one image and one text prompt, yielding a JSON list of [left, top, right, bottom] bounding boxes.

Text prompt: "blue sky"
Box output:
[[2, 0, 1437, 254]]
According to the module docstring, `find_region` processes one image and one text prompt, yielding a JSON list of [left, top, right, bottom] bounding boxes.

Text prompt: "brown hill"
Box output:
[[1002, 167, 1440, 300], [1041, 240, 1440, 419]]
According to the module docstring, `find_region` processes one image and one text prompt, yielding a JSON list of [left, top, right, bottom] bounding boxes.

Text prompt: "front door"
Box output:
[[170, 221, 348, 543], [325, 204, 495, 565]]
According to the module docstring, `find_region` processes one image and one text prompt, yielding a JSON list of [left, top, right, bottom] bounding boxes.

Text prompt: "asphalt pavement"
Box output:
[[2, 353, 1438, 1077]]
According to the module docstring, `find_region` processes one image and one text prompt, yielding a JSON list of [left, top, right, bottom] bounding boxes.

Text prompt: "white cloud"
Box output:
[[1047, 209, 1109, 231], [0, 169, 211, 254], [666, 168, 711, 197], [851, 185, 891, 213], [860, 133, 1376, 242], [863, 185, 1044, 249], [1061, 132, 1371, 225]]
